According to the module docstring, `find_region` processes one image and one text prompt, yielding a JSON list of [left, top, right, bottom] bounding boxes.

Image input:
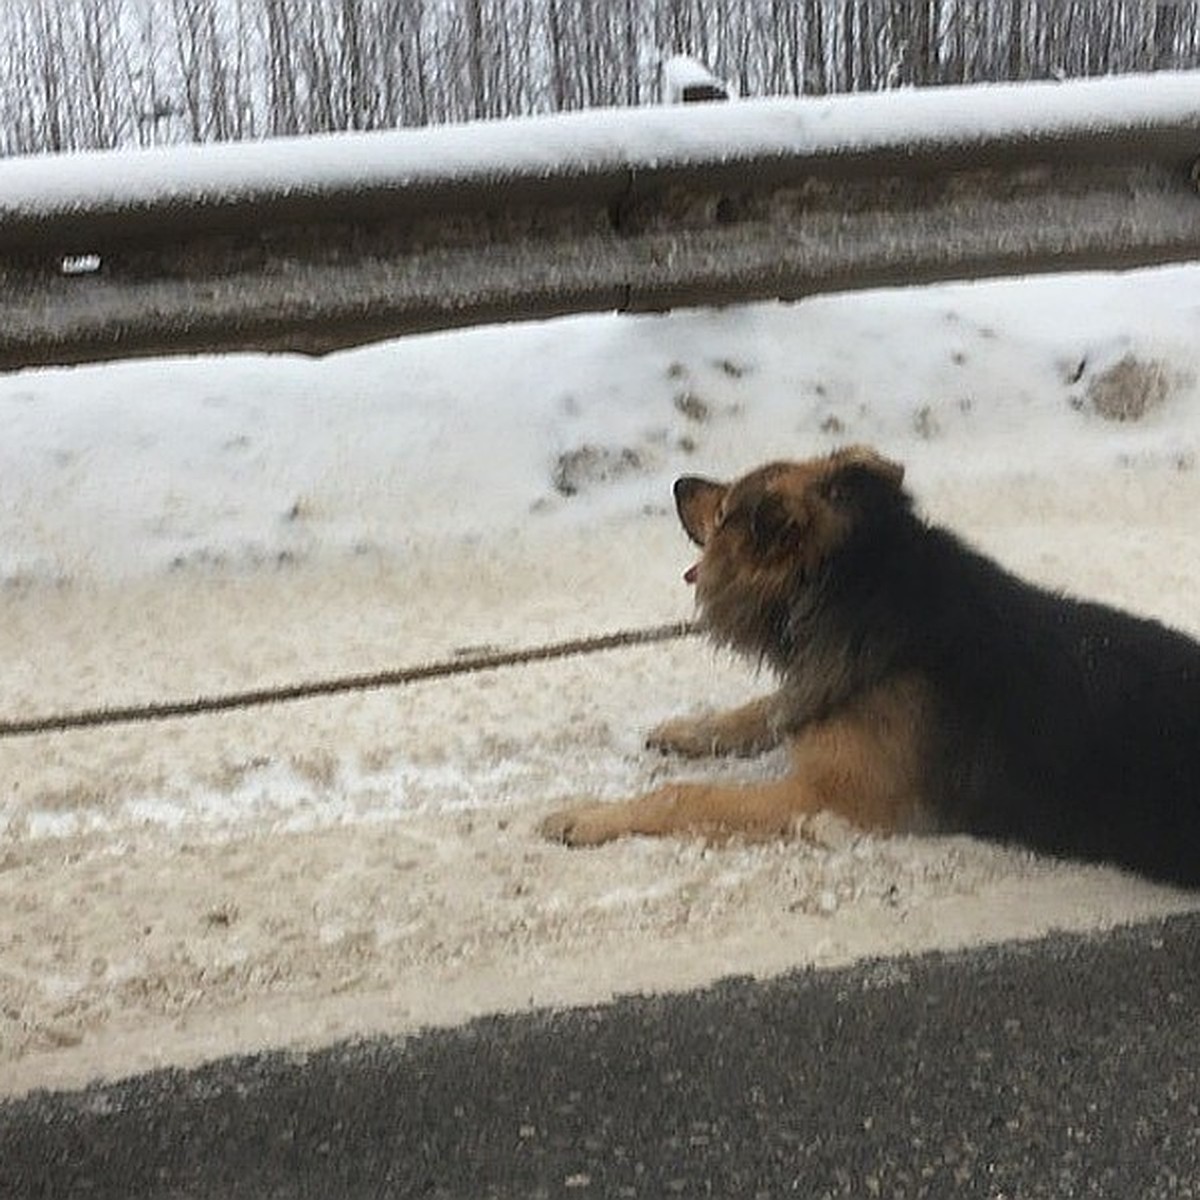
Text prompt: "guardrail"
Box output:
[[1, 72, 1198, 371]]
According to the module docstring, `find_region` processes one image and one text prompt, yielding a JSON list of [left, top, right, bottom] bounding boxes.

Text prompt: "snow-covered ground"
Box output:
[[3, 264, 1200, 1095]]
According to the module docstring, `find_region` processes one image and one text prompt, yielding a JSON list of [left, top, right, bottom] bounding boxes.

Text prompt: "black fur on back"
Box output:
[[779, 466, 1200, 886]]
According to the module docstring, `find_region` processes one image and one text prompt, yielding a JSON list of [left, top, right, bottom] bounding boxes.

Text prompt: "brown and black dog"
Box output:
[[542, 446, 1200, 887]]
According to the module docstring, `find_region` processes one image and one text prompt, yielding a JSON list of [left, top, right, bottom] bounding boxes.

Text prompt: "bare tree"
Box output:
[[1152, 1, 1180, 68], [263, 0, 299, 136], [462, 0, 487, 118], [2, 0, 1199, 158]]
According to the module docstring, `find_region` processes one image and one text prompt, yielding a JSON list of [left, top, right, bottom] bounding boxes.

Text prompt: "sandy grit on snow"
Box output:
[[4, 468, 1200, 1099]]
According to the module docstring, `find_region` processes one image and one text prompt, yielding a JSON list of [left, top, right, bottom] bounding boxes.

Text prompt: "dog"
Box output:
[[541, 445, 1200, 887]]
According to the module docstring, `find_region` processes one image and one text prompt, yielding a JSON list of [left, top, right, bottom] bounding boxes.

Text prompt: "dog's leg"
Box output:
[[542, 676, 929, 847], [539, 777, 808, 847], [646, 693, 784, 758]]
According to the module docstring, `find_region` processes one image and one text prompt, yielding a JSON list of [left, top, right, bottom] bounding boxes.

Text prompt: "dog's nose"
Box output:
[[673, 476, 707, 507], [673, 476, 723, 547]]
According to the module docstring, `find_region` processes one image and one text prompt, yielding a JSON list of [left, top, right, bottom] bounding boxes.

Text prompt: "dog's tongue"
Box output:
[[684, 561, 700, 585]]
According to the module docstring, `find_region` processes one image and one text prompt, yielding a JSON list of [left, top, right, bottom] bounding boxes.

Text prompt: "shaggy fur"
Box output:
[[541, 446, 1200, 886]]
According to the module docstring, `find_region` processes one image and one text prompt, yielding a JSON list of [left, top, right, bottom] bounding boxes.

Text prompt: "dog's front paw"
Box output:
[[539, 802, 626, 847], [646, 715, 721, 758]]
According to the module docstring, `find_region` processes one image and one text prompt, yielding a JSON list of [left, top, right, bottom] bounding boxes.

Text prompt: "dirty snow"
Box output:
[[2, 263, 1200, 1096]]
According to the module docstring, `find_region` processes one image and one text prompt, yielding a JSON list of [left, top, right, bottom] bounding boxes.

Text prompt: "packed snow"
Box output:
[[3, 260, 1200, 1095]]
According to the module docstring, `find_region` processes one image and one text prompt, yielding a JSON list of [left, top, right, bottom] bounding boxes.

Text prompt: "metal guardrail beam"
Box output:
[[1, 74, 1198, 371]]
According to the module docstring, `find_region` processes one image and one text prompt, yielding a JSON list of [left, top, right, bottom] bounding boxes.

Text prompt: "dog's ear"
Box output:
[[822, 446, 906, 508], [674, 476, 726, 546]]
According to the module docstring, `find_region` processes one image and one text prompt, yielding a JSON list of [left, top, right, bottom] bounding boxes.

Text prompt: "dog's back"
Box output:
[[901, 524, 1200, 885]]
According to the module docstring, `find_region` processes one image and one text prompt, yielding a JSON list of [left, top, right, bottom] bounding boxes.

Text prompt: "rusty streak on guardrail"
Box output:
[[2, 84, 1199, 371]]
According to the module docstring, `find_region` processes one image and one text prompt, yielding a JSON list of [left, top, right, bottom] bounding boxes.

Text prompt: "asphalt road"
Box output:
[[4, 913, 1200, 1199]]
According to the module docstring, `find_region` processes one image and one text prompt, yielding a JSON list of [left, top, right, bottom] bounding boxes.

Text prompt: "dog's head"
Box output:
[[673, 446, 907, 664]]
